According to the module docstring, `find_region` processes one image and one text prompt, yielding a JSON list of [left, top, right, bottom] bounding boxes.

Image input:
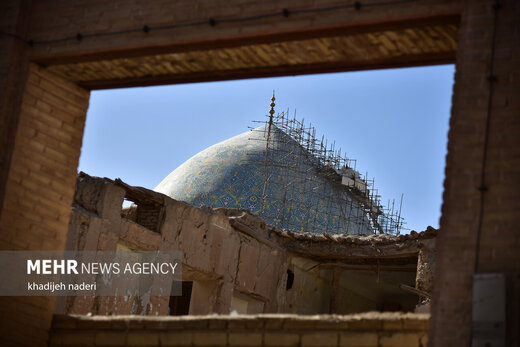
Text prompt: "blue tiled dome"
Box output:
[[155, 124, 372, 235]]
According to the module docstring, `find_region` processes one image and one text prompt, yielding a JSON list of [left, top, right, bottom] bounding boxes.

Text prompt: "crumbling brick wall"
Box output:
[[66, 173, 291, 316], [64, 173, 435, 317], [135, 204, 161, 232]]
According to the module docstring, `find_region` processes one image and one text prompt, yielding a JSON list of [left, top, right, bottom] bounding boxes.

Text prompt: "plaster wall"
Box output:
[[64, 173, 428, 318]]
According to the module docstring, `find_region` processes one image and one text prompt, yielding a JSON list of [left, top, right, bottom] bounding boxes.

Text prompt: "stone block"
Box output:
[[379, 333, 419, 347], [340, 333, 378, 347], [301, 332, 338, 347], [160, 332, 193, 346], [383, 319, 403, 330], [192, 332, 227, 346], [228, 332, 263, 346], [264, 333, 300, 346], [95, 332, 127, 345], [127, 332, 160, 346], [60, 332, 96, 346]]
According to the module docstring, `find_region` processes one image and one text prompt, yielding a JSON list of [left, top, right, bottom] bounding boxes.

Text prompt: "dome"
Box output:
[[155, 123, 373, 235]]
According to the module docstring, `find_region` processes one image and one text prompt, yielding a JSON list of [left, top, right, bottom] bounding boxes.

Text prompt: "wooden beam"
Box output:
[[329, 268, 342, 314], [229, 218, 284, 250], [280, 236, 421, 261], [399, 283, 431, 299], [318, 263, 417, 272]]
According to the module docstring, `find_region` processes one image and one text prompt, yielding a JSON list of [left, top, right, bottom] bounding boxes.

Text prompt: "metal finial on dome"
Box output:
[[269, 90, 276, 117]]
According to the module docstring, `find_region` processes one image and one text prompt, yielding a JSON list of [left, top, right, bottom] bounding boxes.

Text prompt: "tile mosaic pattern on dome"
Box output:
[[155, 124, 372, 235]]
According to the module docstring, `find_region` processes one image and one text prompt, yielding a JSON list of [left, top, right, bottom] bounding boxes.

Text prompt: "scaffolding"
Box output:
[[247, 94, 405, 236]]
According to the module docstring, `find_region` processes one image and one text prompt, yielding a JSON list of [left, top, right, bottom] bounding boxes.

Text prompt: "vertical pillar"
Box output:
[[431, 0, 520, 345], [329, 267, 342, 314], [0, 63, 90, 345], [415, 241, 435, 307]]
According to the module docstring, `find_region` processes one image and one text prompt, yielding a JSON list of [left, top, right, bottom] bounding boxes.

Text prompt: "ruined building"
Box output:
[[61, 98, 435, 323], [64, 172, 435, 320]]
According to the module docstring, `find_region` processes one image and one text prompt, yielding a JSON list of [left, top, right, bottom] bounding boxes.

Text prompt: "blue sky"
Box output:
[[79, 64, 455, 233]]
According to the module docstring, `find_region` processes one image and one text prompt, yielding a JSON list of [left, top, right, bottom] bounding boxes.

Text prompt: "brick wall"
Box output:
[[0, 64, 90, 345], [50, 313, 429, 347], [0, 0, 30, 216], [430, 0, 520, 345], [135, 203, 162, 232]]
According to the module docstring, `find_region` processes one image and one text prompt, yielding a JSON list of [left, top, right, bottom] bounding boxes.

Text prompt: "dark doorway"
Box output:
[[169, 281, 193, 315]]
